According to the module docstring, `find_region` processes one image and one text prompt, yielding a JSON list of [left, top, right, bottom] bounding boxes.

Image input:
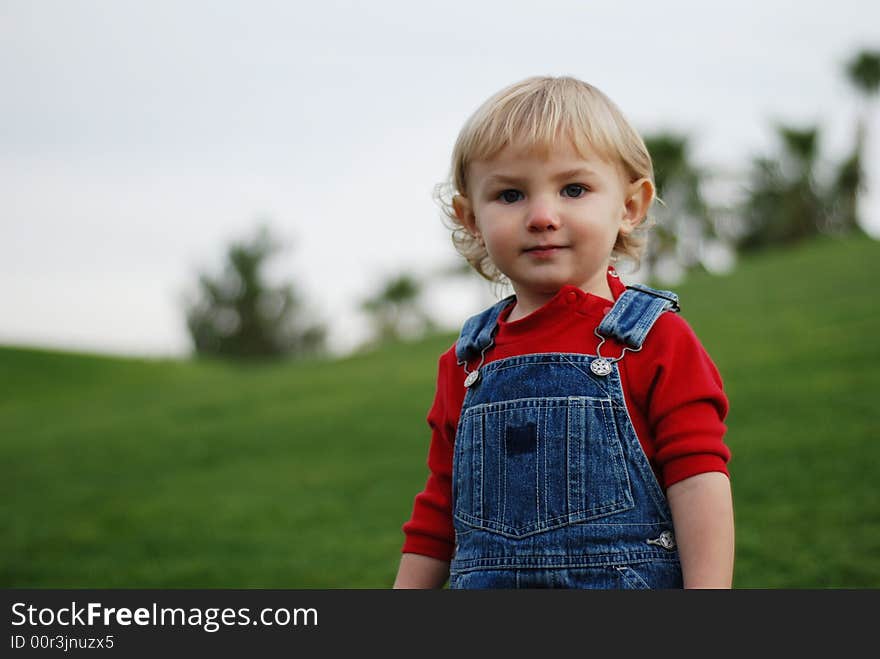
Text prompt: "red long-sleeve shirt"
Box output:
[[401, 269, 731, 560]]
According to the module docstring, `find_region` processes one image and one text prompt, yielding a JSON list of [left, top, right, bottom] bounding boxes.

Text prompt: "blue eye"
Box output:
[[563, 184, 587, 198], [498, 189, 523, 204]]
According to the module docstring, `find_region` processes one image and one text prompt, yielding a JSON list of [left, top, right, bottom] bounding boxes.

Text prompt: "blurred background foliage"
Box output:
[[640, 49, 879, 284], [360, 273, 435, 347], [200, 48, 878, 356], [2, 48, 878, 588], [184, 224, 326, 360], [2, 234, 878, 587]]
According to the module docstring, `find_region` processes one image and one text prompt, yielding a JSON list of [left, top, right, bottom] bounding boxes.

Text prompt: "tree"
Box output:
[[736, 49, 880, 251], [184, 224, 325, 360], [738, 120, 867, 251], [831, 144, 863, 234], [846, 49, 880, 106], [840, 49, 880, 230], [738, 125, 824, 250], [360, 272, 434, 345]]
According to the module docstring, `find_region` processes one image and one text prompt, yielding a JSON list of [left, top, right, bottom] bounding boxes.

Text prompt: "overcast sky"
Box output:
[[2, 0, 879, 357]]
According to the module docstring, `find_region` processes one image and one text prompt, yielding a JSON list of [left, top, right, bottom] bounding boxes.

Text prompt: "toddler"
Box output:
[[393, 76, 734, 589]]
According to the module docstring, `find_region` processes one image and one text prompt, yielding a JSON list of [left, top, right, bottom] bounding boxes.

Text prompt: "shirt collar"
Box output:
[[496, 266, 625, 337]]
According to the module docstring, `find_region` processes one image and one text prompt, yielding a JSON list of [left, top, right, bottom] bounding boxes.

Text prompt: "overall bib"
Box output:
[[449, 284, 684, 589]]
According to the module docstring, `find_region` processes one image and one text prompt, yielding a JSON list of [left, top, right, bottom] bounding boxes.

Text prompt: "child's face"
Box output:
[[454, 140, 650, 306]]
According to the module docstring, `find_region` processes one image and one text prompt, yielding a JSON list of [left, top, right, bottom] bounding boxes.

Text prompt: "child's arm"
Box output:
[[667, 471, 735, 588], [392, 553, 450, 589]]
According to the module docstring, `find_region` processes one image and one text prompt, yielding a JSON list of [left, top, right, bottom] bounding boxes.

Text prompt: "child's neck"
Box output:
[[508, 277, 614, 323]]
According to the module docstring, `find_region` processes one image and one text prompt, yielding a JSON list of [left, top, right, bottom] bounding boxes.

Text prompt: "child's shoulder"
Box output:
[[431, 341, 468, 396], [643, 306, 716, 364], [611, 279, 700, 348], [437, 340, 463, 375], [651, 305, 697, 338], [439, 341, 458, 363]]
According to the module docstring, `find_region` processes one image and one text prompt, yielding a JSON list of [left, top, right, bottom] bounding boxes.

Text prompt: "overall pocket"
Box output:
[[452, 396, 634, 538]]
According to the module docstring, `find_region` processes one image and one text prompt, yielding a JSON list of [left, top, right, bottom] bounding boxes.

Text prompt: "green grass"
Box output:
[[2, 233, 878, 588]]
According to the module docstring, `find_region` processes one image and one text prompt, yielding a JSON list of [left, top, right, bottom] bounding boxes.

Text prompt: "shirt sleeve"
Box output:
[[400, 350, 458, 561], [645, 313, 731, 488]]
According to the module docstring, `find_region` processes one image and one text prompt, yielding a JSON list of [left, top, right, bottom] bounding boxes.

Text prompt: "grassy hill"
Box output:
[[2, 234, 878, 588]]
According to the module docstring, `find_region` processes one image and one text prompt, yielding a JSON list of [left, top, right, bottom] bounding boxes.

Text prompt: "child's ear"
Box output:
[[621, 178, 654, 234], [453, 194, 480, 237]]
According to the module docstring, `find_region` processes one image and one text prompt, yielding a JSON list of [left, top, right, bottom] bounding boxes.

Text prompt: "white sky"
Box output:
[[2, 0, 879, 357]]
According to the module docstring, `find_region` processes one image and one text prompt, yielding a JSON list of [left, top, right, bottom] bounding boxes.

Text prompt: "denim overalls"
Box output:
[[448, 284, 684, 589]]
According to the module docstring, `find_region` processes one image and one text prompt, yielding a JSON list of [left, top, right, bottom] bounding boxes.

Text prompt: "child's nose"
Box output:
[[526, 200, 560, 231]]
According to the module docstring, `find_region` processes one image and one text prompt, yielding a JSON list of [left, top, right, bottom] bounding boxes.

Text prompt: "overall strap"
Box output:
[[595, 283, 680, 350], [454, 295, 516, 365]]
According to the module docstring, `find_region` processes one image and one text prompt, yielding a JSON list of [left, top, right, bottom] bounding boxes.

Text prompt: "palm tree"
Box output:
[[846, 50, 880, 115], [841, 50, 880, 231], [738, 124, 840, 250], [777, 126, 827, 240]]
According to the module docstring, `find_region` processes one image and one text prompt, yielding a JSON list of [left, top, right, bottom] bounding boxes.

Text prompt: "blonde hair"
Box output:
[[436, 76, 655, 282]]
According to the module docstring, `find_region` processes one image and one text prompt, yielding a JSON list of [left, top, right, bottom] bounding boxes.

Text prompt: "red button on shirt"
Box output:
[[566, 291, 579, 304]]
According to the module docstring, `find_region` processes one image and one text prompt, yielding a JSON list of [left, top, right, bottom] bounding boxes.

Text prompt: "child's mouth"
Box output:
[[524, 245, 566, 257]]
